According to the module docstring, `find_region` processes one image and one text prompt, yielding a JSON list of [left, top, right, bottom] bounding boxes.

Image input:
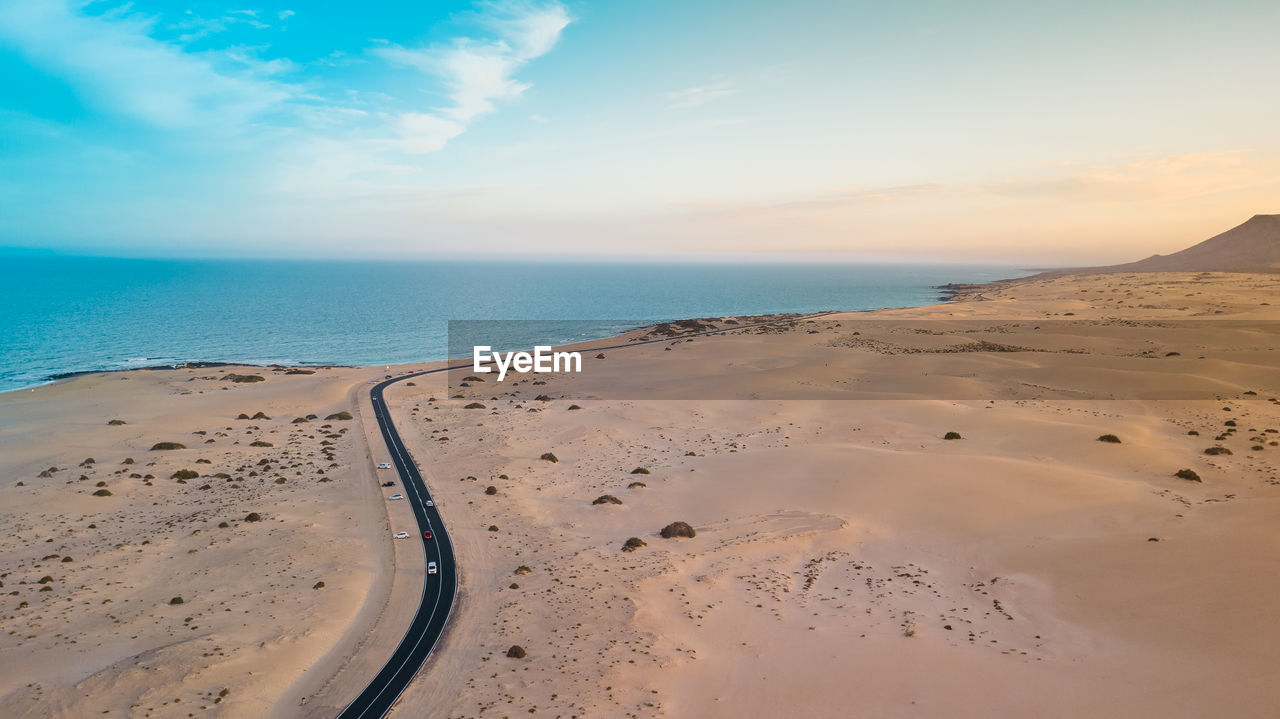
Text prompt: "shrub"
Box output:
[[489, 525, 499, 532], [292, 417, 309, 423], [92, 489, 113, 496], [38, 576, 52, 584], [169, 596, 184, 605], [660, 521, 696, 539], [150, 442, 186, 450], [514, 565, 532, 575], [313, 581, 325, 589], [250, 441, 273, 447], [623, 537, 646, 552], [1187, 430, 1199, 436], [172, 469, 198, 480], [1204, 447, 1232, 456], [464, 402, 486, 409], [218, 521, 230, 528], [107, 419, 126, 426], [285, 368, 315, 375], [1174, 469, 1201, 482], [540, 452, 559, 463], [943, 432, 962, 440], [592, 494, 622, 505], [568, 404, 582, 410], [484, 486, 498, 495], [463, 375, 485, 382], [325, 411, 353, 421], [506, 645, 526, 658], [251, 412, 270, 420], [61, 556, 72, 563], [122, 457, 134, 464], [628, 481, 647, 489], [630, 467, 650, 475], [1097, 434, 1122, 443], [223, 373, 265, 383], [244, 512, 262, 522]]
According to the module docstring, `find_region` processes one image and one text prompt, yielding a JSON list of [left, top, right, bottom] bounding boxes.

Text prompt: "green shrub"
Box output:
[[223, 373, 265, 383], [172, 469, 198, 480]]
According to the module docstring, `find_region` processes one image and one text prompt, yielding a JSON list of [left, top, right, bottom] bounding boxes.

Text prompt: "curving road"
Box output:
[[336, 369, 459, 719], [335, 311, 834, 717]]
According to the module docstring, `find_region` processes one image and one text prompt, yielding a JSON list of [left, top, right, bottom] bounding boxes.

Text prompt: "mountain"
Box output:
[[1066, 214, 1280, 274]]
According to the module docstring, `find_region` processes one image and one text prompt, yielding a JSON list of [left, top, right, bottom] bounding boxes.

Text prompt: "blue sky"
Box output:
[[1, 0, 1278, 262]]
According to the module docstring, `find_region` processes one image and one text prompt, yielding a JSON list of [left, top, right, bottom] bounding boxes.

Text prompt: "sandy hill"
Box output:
[[1065, 214, 1280, 274]]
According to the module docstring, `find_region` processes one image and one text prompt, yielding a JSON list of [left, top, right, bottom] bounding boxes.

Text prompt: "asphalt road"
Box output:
[[335, 369, 458, 719], [334, 311, 832, 717]]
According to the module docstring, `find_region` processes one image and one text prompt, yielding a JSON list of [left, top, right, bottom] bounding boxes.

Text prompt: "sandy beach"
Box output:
[[3, 270, 1279, 718]]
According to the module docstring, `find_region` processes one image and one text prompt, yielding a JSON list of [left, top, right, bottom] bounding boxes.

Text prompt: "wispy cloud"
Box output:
[[667, 80, 738, 109], [372, 1, 570, 153], [0, 0, 292, 128]]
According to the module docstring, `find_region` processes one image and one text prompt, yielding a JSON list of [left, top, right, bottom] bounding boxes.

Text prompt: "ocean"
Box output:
[[0, 255, 1022, 393]]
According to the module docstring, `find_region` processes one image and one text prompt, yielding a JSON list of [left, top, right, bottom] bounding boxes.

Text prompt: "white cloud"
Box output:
[[373, 1, 570, 153], [0, 0, 291, 128], [667, 80, 738, 109], [278, 10, 295, 20]]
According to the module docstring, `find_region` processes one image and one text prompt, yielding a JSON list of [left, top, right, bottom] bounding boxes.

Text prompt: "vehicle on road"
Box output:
[[423, 530, 433, 539], [393, 531, 410, 539], [427, 562, 438, 575], [389, 494, 404, 500], [377, 462, 392, 469], [425, 499, 434, 507]]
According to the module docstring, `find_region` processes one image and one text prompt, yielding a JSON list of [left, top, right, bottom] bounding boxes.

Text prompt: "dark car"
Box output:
[[423, 530, 433, 540], [381, 481, 395, 487]]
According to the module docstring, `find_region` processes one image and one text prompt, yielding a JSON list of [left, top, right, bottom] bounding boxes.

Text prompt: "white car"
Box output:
[[425, 499, 434, 507], [393, 531, 410, 539], [377, 462, 392, 469], [388, 494, 404, 500], [427, 561, 438, 575]]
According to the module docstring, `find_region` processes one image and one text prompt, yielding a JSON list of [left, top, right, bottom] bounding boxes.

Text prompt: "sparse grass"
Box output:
[[540, 452, 559, 463], [1174, 468, 1202, 482], [660, 521, 696, 539], [150, 442, 187, 451], [1097, 434, 1122, 443]]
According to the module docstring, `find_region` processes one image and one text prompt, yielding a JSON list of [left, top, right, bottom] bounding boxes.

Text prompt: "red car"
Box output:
[[423, 530, 433, 540]]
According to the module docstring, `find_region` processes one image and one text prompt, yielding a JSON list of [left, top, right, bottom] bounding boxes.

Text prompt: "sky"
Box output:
[[1, 0, 1278, 263]]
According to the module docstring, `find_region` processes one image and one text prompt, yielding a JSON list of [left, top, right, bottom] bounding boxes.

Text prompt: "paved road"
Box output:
[[334, 311, 833, 717], [336, 369, 458, 719]]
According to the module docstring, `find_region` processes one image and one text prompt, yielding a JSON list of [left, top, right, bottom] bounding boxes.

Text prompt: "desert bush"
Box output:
[[485, 486, 498, 495], [244, 512, 262, 522], [514, 565, 532, 575], [325, 411, 353, 420], [1174, 469, 1201, 482], [250, 441, 273, 447], [223, 373, 265, 383], [506, 645, 526, 658], [92, 489, 112, 496], [568, 404, 582, 410], [630, 467, 650, 475], [313, 581, 325, 589], [489, 525, 499, 532], [285, 368, 315, 375], [628, 481, 647, 489], [150, 442, 186, 451], [172, 469, 198, 480], [107, 419, 127, 425], [660, 521, 696, 539], [1097, 434, 1122, 443], [1204, 447, 1232, 456], [540, 452, 559, 463], [464, 402, 486, 409], [623, 537, 646, 552], [943, 432, 963, 440], [218, 521, 229, 528], [169, 596, 184, 605], [251, 412, 270, 420], [292, 417, 309, 423], [1187, 430, 1199, 436], [592, 494, 623, 505]]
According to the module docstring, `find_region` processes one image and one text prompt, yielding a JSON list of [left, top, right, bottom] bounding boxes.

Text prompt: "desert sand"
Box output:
[[2, 271, 1278, 718]]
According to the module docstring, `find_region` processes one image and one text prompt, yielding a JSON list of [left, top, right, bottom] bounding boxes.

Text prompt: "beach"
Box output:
[[2, 270, 1278, 718]]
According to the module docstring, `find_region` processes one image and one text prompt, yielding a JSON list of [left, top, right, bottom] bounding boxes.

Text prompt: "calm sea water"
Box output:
[[0, 255, 1022, 393]]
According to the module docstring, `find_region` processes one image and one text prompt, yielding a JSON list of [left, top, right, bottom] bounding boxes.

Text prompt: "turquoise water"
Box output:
[[0, 255, 1022, 393]]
